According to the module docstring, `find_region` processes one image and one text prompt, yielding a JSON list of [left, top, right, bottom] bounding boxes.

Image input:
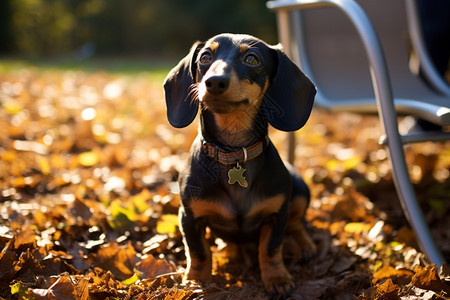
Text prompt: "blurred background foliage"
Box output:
[[0, 0, 277, 59]]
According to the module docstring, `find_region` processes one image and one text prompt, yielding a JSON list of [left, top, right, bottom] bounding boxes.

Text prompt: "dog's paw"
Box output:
[[299, 234, 317, 261], [184, 260, 212, 284], [183, 268, 212, 283], [262, 267, 294, 299], [287, 226, 317, 262]]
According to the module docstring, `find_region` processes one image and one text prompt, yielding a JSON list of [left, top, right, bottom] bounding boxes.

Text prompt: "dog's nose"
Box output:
[[205, 75, 229, 95]]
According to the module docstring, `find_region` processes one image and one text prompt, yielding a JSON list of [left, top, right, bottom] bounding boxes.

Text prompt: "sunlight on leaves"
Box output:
[[10, 282, 29, 298], [79, 151, 99, 167], [135, 255, 174, 279], [0, 65, 448, 300], [156, 214, 179, 234], [121, 273, 140, 285], [344, 222, 372, 233], [108, 199, 137, 230]]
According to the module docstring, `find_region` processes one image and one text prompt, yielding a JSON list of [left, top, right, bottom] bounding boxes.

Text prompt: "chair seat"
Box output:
[[299, 4, 450, 126]]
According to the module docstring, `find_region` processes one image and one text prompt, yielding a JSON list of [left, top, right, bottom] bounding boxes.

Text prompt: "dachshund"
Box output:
[[163, 33, 316, 298]]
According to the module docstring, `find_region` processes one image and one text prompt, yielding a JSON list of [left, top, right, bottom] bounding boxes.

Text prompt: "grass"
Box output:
[[0, 56, 173, 82]]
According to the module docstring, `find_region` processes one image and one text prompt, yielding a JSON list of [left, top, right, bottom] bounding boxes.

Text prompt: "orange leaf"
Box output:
[[372, 265, 414, 285], [87, 241, 137, 281], [74, 277, 90, 300], [374, 278, 400, 299], [135, 255, 174, 279], [14, 227, 36, 249], [411, 265, 450, 295]]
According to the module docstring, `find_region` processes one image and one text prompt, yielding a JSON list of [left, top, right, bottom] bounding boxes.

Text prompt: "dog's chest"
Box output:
[[189, 189, 285, 242], [179, 140, 290, 241]]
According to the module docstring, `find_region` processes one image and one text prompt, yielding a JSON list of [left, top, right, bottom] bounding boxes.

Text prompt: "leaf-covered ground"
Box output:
[[0, 63, 449, 299]]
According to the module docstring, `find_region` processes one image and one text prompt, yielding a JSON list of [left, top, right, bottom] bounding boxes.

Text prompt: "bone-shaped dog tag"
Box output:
[[228, 163, 248, 188]]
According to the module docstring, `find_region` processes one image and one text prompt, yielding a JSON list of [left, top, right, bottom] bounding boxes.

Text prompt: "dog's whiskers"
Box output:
[[186, 83, 200, 105]]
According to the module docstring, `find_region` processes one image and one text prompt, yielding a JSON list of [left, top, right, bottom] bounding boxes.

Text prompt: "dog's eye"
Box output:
[[244, 54, 260, 66], [199, 52, 212, 64]]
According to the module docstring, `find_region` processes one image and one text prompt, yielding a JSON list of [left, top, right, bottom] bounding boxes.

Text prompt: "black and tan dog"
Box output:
[[163, 33, 316, 298]]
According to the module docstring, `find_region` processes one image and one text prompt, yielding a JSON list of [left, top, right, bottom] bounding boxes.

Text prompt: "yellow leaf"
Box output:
[[156, 214, 179, 234], [4, 100, 23, 114], [130, 189, 152, 214], [1, 150, 17, 162], [325, 159, 340, 171], [108, 200, 137, 230], [344, 222, 372, 233], [343, 155, 362, 170], [389, 241, 404, 251], [79, 151, 98, 167], [10, 282, 28, 297], [37, 157, 50, 175], [121, 273, 140, 285]]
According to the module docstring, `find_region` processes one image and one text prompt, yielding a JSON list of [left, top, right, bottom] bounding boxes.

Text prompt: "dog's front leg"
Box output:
[[179, 206, 212, 283], [258, 211, 294, 297]]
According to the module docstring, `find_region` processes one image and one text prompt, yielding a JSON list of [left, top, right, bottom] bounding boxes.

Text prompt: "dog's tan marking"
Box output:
[[211, 79, 270, 146], [190, 199, 234, 220], [207, 41, 219, 52], [259, 222, 294, 295], [286, 196, 317, 258], [183, 229, 212, 283], [239, 43, 250, 53], [247, 194, 285, 218]]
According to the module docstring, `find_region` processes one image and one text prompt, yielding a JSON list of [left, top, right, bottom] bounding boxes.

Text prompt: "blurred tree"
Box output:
[[2, 0, 277, 58], [10, 0, 75, 56], [0, 1, 13, 54]]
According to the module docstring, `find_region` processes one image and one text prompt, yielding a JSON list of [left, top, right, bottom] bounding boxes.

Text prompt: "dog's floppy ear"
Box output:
[[263, 47, 316, 131], [163, 41, 204, 128]]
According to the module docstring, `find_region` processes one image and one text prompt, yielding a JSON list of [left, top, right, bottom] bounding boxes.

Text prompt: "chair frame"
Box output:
[[267, 0, 448, 266]]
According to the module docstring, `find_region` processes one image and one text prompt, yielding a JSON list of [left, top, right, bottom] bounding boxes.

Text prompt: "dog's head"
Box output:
[[163, 33, 316, 131]]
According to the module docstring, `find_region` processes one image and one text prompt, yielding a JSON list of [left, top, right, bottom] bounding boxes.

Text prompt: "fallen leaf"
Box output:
[[79, 151, 99, 167], [86, 241, 137, 281], [411, 265, 450, 295], [344, 222, 372, 233], [399, 285, 443, 300], [29, 276, 75, 300], [70, 198, 93, 221], [373, 265, 414, 285], [156, 214, 179, 234], [14, 227, 37, 249], [135, 255, 174, 279], [375, 278, 400, 299], [74, 277, 90, 300], [10, 281, 29, 298], [330, 255, 357, 273]]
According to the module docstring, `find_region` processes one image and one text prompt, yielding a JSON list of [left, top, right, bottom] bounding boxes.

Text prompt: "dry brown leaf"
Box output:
[[374, 278, 400, 299], [86, 241, 137, 281], [439, 263, 450, 282], [29, 276, 75, 300], [399, 285, 444, 300], [332, 189, 371, 221], [136, 255, 174, 279], [411, 265, 450, 295], [1, 66, 449, 300], [290, 278, 334, 300], [14, 227, 37, 249], [372, 265, 414, 285], [70, 197, 93, 221], [74, 277, 90, 300], [0, 238, 20, 281]]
